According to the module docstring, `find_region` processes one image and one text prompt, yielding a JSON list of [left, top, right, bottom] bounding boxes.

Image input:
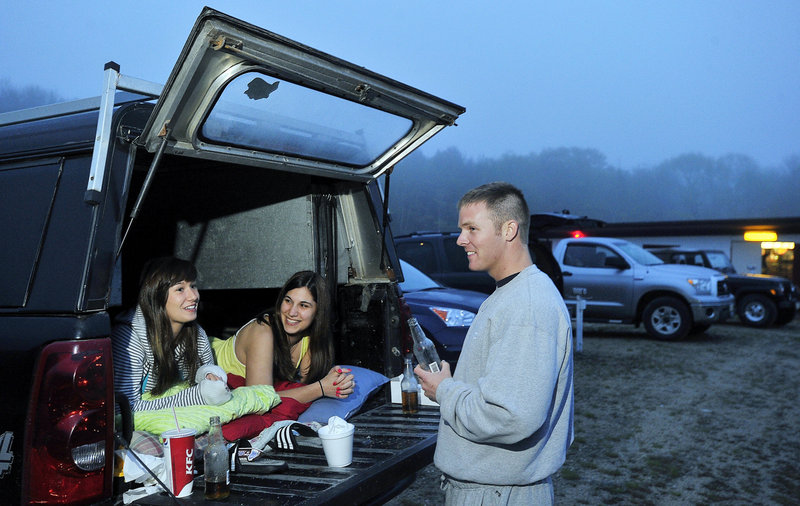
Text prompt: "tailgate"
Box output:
[[134, 404, 440, 505]]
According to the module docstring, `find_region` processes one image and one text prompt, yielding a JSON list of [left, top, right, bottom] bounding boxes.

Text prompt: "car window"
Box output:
[[564, 244, 624, 268], [563, 244, 582, 267], [594, 246, 622, 268], [443, 237, 470, 272], [0, 161, 61, 307], [399, 259, 441, 292], [563, 244, 596, 267], [396, 240, 437, 274], [202, 72, 412, 167], [615, 241, 664, 265], [691, 254, 705, 267], [705, 251, 735, 272]]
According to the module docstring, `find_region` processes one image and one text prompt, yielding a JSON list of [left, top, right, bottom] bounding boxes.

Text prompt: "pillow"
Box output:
[[297, 365, 390, 423], [134, 383, 281, 436]]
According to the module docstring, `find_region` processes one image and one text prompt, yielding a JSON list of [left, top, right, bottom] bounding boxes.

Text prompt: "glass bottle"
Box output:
[[401, 357, 420, 414], [408, 317, 441, 372], [204, 416, 230, 500]]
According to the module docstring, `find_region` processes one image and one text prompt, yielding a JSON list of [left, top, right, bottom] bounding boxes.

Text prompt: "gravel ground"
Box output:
[[385, 317, 800, 505]]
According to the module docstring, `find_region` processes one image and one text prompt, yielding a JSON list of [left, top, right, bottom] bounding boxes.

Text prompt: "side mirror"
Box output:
[[604, 256, 629, 270]]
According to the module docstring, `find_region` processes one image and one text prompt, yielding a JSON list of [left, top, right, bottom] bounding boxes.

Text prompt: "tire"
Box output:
[[643, 296, 691, 341], [737, 294, 777, 328]]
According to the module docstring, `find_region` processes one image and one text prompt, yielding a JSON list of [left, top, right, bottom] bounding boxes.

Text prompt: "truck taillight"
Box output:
[[22, 339, 114, 504]]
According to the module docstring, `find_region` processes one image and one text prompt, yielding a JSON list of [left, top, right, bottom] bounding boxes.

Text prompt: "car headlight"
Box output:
[[429, 306, 476, 327], [687, 277, 712, 295]]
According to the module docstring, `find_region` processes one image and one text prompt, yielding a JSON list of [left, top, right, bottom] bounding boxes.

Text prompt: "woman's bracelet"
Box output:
[[319, 380, 325, 398]]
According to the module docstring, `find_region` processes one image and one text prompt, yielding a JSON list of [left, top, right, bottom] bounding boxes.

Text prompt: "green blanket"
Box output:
[[134, 383, 281, 436]]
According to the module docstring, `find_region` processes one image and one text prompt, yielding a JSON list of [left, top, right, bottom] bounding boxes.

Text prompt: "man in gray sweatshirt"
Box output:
[[416, 182, 574, 505]]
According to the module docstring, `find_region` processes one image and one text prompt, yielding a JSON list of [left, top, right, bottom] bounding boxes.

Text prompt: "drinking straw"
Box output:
[[172, 407, 180, 430]]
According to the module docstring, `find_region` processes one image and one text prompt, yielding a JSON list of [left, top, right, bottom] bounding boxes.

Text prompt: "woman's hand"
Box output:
[[320, 366, 355, 399], [195, 364, 228, 384], [195, 364, 232, 405]]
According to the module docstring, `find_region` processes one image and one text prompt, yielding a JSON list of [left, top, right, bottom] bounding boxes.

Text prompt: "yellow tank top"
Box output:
[[211, 332, 247, 378], [294, 336, 310, 372], [211, 320, 310, 380]]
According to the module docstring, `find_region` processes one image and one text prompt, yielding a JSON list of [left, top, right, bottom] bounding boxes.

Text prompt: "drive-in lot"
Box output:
[[388, 317, 800, 505]]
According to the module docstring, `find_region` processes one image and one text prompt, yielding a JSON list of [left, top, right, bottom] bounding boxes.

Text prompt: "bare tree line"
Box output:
[[0, 80, 65, 114], [388, 147, 800, 235]]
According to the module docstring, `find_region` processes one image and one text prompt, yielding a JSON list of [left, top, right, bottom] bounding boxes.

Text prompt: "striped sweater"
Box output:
[[112, 307, 215, 412]]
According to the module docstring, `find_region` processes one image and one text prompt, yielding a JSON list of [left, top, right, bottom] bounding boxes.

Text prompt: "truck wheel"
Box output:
[[643, 297, 691, 341], [737, 294, 777, 328]]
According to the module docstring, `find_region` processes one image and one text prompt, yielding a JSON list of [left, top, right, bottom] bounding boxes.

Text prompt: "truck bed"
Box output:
[[133, 404, 440, 505]]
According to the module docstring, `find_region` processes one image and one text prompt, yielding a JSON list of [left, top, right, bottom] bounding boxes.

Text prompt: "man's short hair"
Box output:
[[459, 182, 530, 243]]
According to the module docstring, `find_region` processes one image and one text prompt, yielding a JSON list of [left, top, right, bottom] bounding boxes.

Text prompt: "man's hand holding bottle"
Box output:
[[414, 360, 451, 402]]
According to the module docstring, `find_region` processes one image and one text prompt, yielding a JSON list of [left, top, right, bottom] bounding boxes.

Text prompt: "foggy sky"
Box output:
[[2, 1, 798, 170]]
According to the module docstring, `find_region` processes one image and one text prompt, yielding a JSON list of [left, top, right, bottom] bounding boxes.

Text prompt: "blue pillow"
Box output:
[[297, 365, 390, 423]]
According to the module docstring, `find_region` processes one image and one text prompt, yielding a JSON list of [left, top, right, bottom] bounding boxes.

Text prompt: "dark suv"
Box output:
[[650, 248, 799, 327], [393, 212, 598, 295], [394, 231, 496, 294]]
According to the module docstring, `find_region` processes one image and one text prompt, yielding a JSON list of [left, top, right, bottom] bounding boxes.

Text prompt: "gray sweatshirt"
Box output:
[[434, 265, 574, 485]]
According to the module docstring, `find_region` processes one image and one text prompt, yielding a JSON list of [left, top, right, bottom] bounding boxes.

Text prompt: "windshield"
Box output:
[[399, 259, 441, 292], [201, 72, 414, 167], [705, 251, 736, 273], [616, 241, 664, 266]]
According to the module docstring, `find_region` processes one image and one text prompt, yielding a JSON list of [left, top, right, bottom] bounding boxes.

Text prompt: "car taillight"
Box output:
[[399, 296, 414, 356], [22, 339, 114, 504]]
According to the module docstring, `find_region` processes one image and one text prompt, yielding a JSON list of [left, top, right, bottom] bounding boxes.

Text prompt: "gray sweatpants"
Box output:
[[441, 475, 554, 505]]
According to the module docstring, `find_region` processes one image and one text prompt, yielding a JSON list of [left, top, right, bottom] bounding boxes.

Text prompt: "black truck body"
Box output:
[[650, 248, 798, 327], [0, 8, 463, 504]]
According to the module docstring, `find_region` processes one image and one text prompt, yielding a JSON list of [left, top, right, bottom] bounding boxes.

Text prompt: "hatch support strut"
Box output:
[[116, 131, 170, 258]]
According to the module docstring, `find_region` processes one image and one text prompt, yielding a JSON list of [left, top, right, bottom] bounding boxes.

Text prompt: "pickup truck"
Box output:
[[0, 8, 463, 504], [553, 237, 735, 340], [649, 248, 799, 328]]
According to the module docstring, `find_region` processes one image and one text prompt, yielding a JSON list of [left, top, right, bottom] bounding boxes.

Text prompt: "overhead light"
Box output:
[[744, 231, 777, 242]]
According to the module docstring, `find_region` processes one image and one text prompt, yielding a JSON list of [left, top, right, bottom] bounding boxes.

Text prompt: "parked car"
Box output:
[[649, 248, 799, 327], [395, 231, 496, 294], [552, 237, 735, 340], [0, 7, 465, 504], [393, 214, 581, 295], [398, 259, 488, 369]]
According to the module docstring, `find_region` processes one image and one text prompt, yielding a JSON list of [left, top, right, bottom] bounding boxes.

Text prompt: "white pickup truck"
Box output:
[[552, 237, 735, 340]]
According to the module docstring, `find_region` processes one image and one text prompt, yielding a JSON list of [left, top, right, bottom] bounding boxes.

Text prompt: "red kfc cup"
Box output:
[[162, 428, 197, 497]]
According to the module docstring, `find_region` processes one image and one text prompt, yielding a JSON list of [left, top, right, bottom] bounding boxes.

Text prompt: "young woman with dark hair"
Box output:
[[113, 257, 230, 412], [211, 270, 355, 403]]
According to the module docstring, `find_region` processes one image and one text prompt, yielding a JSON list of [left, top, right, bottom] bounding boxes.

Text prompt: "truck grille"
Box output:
[[784, 280, 797, 299]]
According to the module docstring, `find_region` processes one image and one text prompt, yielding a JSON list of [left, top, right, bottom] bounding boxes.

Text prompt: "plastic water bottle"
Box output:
[[204, 416, 230, 500], [401, 357, 420, 414], [408, 317, 441, 373]]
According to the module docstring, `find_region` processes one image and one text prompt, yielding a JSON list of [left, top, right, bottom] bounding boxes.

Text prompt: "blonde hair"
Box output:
[[458, 182, 530, 243]]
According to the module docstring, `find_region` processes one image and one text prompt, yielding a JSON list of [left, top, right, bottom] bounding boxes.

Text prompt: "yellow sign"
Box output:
[[744, 231, 777, 242]]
